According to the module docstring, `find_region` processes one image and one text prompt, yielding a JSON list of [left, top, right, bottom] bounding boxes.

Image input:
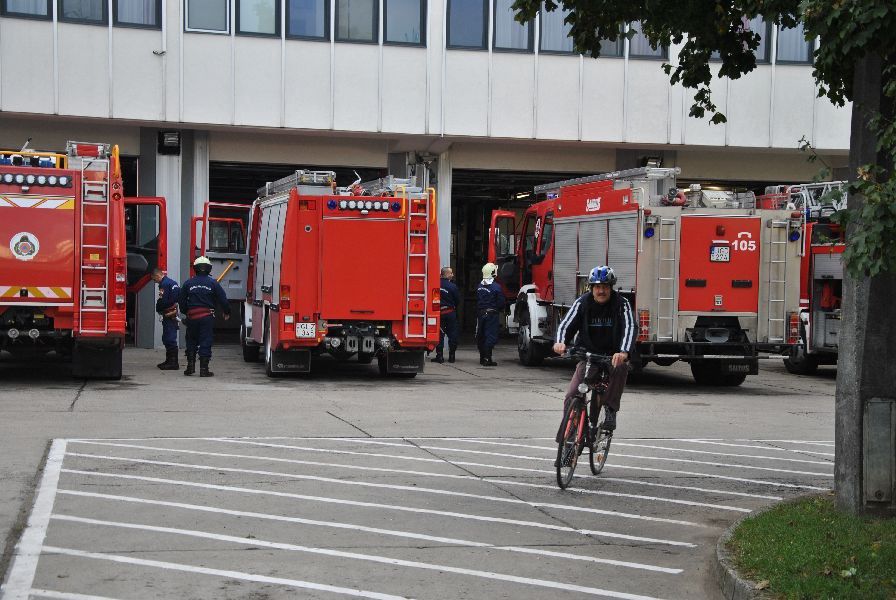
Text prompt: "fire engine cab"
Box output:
[[240, 171, 440, 377], [489, 167, 803, 386], [0, 141, 166, 379]]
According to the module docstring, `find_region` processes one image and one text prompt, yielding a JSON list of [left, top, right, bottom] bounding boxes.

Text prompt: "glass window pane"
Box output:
[[385, 0, 422, 44], [5, 0, 48, 15], [448, 0, 485, 48], [629, 21, 664, 58], [62, 0, 103, 21], [188, 0, 227, 31], [540, 7, 572, 53], [239, 0, 276, 34], [494, 0, 530, 50], [599, 37, 622, 57], [337, 0, 375, 41], [746, 16, 768, 62], [777, 22, 810, 62], [288, 0, 326, 38], [117, 0, 158, 25]]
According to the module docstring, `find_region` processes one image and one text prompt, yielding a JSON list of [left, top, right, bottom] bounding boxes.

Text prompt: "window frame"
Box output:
[[627, 22, 668, 60], [285, 0, 329, 41], [184, 0, 230, 34], [334, 0, 378, 44], [112, 0, 162, 29], [538, 6, 574, 55], [446, 0, 487, 50], [1, 0, 53, 21], [58, 0, 108, 25], [775, 23, 813, 65], [383, 0, 425, 47], [492, 0, 533, 53], [235, 0, 280, 37], [598, 36, 624, 58]]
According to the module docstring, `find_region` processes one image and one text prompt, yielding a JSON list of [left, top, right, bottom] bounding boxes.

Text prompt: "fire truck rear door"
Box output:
[[678, 215, 761, 313]]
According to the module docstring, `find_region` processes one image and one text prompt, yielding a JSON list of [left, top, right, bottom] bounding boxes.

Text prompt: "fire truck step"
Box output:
[[82, 223, 108, 227], [82, 266, 107, 270], [82, 244, 107, 249], [409, 233, 427, 237], [408, 293, 425, 297], [80, 308, 107, 313], [409, 253, 426, 257]]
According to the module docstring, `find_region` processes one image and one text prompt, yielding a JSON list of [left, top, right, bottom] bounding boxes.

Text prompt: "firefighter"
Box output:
[[179, 256, 230, 377], [475, 262, 504, 367], [151, 268, 180, 370], [552, 266, 634, 435], [432, 266, 460, 364]]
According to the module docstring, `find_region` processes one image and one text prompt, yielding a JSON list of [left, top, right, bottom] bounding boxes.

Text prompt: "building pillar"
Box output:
[[436, 151, 452, 267]]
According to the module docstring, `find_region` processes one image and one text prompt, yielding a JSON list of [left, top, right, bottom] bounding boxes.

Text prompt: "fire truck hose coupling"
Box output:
[[28, 328, 40, 339], [7, 328, 19, 339]]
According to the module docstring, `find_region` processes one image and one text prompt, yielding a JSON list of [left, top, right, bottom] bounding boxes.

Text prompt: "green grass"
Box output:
[[728, 495, 896, 599]]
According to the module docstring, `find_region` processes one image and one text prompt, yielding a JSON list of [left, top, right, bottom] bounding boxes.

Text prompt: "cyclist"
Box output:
[[553, 265, 634, 435]]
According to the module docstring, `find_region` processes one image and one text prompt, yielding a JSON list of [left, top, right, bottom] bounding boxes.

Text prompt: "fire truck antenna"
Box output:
[[20, 137, 31, 152]]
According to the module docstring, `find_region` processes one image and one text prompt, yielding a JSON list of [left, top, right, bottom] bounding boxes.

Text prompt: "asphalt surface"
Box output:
[[0, 342, 836, 600]]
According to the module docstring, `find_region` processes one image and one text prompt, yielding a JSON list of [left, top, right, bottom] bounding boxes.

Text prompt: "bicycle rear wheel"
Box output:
[[556, 403, 585, 489], [589, 405, 612, 475]]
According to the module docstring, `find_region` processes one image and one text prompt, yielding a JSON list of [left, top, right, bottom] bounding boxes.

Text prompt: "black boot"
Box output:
[[430, 352, 444, 363], [479, 353, 487, 366], [158, 348, 179, 370], [482, 351, 497, 367], [448, 348, 456, 363], [183, 353, 196, 376], [199, 357, 214, 377]]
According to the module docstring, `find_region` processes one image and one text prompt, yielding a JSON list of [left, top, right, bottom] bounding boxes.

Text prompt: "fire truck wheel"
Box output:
[[241, 323, 260, 362], [517, 324, 545, 367], [784, 345, 819, 375], [263, 317, 282, 378]]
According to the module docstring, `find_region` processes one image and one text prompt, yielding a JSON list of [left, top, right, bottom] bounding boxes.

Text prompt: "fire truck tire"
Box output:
[[784, 344, 819, 375], [241, 323, 260, 362], [517, 324, 545, 366], [263, 317, 282, 378], [72, 342, 122, 380], [690, 361, 748, 386]]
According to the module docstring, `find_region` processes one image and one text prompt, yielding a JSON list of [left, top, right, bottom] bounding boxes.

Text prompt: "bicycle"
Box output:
[[555, 351, 614, 490]]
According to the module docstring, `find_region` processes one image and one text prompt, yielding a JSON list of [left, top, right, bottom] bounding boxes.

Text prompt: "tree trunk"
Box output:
[[835, 52, 896, 515]]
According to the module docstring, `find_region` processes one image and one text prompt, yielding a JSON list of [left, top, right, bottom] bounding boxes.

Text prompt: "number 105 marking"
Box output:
[[732, 239, 757, 252]]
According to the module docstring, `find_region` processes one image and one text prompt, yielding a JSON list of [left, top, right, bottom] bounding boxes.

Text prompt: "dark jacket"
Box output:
[[178, 274, 231, 317], [556, 290, 635, 354], [476, 280, 505, 312], [440, 278, 460, 311], [155, 276, 180, 316]]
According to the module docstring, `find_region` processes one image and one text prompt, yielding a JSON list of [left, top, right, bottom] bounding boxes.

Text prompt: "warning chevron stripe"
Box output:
[[0, 286, 72, 299], [0, 196, 76, 209]]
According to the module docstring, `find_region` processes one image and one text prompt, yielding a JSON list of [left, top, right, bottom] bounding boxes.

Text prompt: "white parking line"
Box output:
[[60, 469, 698, 547], [1, 439, 67, 600], [670, 439, 834, 455], [67, 440, 769, 505], [201, 439, 830, 490], [52, 515, 677, 598], [40, 546, 408, 600], [66, 452, 705, 527], [30, 591, 123, 600]]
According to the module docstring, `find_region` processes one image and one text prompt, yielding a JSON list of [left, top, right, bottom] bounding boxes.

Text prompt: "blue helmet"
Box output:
[[588, 265, 617, 287]]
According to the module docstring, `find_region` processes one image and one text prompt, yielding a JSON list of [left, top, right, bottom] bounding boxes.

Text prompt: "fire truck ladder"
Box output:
[[404, 189, 431, 339], [257, 170, 336, 197], [76, 155, 112, 335], [655, 217, 678, 341], [765, 220, 790, 343]]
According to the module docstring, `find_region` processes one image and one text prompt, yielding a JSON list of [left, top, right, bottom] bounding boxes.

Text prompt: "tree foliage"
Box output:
[[512, 0, 896, 275]]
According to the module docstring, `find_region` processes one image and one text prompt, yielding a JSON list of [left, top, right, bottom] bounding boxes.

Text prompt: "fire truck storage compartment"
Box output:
[[811, 253, 842, 351], [254, 200, 287, 308], [678, 215, 761, 313]]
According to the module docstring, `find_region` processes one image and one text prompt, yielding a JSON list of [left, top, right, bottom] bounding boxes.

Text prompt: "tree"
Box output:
[[512, 0, 896, 514]]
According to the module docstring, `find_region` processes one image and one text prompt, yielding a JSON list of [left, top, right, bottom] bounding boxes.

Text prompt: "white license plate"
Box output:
[[295, 323, 316, 338], [710, 245, 730, 262]]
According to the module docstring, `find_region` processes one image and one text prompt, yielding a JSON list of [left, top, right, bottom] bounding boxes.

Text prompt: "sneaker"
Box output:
[[601, 407, 617, 432]]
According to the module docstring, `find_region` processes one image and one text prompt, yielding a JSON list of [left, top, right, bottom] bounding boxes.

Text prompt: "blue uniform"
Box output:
[[178, 274, 230, 359], [436, 277, 461, 354], [155, 276, 180, 350], [475, 279, 504, 353]]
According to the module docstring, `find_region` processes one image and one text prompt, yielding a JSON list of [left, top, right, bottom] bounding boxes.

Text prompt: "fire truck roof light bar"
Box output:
[[534, 166, 682, 194], [258, 170, 337, 197]]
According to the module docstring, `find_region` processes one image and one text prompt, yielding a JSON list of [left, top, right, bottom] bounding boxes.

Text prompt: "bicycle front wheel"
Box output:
[[556, 403, 585, 489], [589, 406, 612, 475]]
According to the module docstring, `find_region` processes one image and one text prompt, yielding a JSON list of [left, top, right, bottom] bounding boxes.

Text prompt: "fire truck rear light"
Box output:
[[285, 314, 295, 324], [348, 200, 357, 209], [280, 285, 291, 309], [339, 200, 348, 209], [115, 295, 125, 305], [58, 176, 70, 186], [37, 175, 46, 185], [14, 174, 24, 184], [115, 273, 126, 283], [112, 192, 122, 201], [364, 201, 373, 210], [25, 174, 36, 184], [47, 175, 57, 185], [638, 309, 650, 341], [373, 201, 382, 210], [2, 174, 12, 184], [787, 312, 800, 344]]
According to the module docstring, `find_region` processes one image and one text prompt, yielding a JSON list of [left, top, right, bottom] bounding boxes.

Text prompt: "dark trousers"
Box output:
[[436, 311, 460, 354], [161, 317, 179, 350], [563, 360, 628, 413], [476, 311, 499, 353], [185, 315, 215, 358]]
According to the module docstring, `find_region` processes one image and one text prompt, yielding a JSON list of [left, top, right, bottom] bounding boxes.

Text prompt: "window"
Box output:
[[1, 0, 51, 19], [710, 17, 770, 63], [287, 0, 327, 39], [186, 0, 228, 32], [539, 6, 573, 53], [60, 0, 106, 23], [599, 36, 623, 57], [628, 21, 666, 59], [114, 0, 160, 27], [776, 22, 811, 63], [447, 0, 486, 49], [336, 0, 376, 42], [385, 0, 424, 45], [237, 0, 278, 35], [494, 0, 532, 51]]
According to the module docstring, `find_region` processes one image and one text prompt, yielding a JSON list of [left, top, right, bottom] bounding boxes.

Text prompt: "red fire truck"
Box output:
[[489, 167, 803, 386], [757, 183, 846, 374], [240, 171, 440, 377], [0, 141, 167, 379]]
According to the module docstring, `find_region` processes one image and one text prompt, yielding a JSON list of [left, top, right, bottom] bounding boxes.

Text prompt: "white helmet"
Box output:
[[193, 256, 212, 274], [193, 256, 212, 267], [482, 262, 498, 279]]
